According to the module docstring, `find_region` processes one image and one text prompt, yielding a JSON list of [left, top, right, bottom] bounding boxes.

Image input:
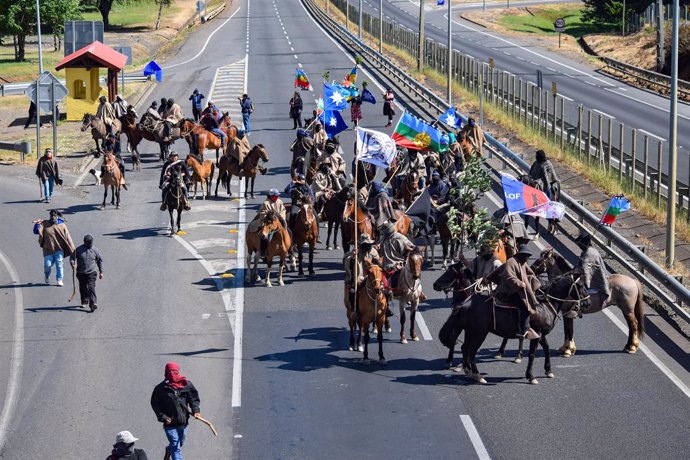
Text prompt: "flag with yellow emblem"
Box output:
[[392, 112, 449, 153]]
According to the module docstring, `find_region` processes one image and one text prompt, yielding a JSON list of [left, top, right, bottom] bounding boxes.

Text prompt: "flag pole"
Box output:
[[353, 154, 360, 318]]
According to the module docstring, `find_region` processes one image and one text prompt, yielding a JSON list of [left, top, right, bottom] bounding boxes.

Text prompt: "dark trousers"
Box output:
[[192, 107, 201, 121], [506, 293, 530, 334], [77, 272, 98, 307], [292, 115, 302, 129]]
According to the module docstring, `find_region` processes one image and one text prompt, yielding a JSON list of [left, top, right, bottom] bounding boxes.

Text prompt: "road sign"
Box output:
[[112, 46, 132, 65], [554, 18, 565, 32], [24, 72, 69, 112], [64, 21, 104, 56]]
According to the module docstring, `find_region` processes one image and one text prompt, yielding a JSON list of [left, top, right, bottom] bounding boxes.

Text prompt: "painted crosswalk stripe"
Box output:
[[209, 57, 247, 117]]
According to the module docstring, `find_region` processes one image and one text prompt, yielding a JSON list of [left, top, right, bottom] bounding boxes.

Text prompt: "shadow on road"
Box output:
[[24, 305, 89, 313], [104, 227, 168, 239]]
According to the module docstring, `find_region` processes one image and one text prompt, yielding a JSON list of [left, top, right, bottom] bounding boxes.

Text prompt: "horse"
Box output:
[[215, 144, 269, 199], [81, 113, 122, 155], [127, 109, 177, 161], [289, 202, 318, 276], [436, 209, 459, 269], [438, 272, 590, 384], [118, 107, 141, 171], [180, 119, 224, 161], [322, 186, 349, 250], [245, 211, 292, 287], [532, 248, 644, 355], [396, 247, 424, 344], [396, 171, 419, 208], [185, 154, 215, 200], [342, 197, 374, 253], [217, 112, 239, 165], [290, 154, 318, 185], [100, 152, 125, 209], [165, 175, 186, 236], [354, 263, 389, 365]]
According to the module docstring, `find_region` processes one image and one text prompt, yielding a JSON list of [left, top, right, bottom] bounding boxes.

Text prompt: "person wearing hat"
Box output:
[[427, 170, 449, 203], [378, 222, 415, 290], [484, 244, 541, 339], [35, 148, 62, 203], [227, 128, 250, 170], [158, 98, 168, 116], [319, 139, 347, 179], [188, 89, 205, 121], [70, 234, 103, 313], [199, 110, 226, 150], [113, 94, 129, 119], [201, 100, 218, 118], [106, 430, 148, 460], [529, 149, 561, 235], [312, 121, 327, 151], [159, 152, 192, 211], [395, 147, 426, 191], [150, 362, 201, 460], [289, 91, 304, 129], [463, 244, 502, 289], [247, 188, 287, 235], [575, 233, 610, 308], [285, 174, 319, 232], [459, 116, 485, 156], [312, 157, 343, 213], [140, 101, 162, 126], [96, 95, 116, 135], [383, 88, 395, 127], [343, 234, 381, 315], [162, 98, 183, 142], [35, 209, 76, 286], [363, 180, 395, 228], [290, 129, 315, 170], [238, 93, 253, 133]]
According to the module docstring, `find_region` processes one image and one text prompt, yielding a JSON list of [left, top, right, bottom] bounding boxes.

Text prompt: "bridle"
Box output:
[[543, 272, 590, 312]]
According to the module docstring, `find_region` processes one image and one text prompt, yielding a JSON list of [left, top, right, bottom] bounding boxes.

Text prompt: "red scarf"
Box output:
[[164, 362, 189, 390]]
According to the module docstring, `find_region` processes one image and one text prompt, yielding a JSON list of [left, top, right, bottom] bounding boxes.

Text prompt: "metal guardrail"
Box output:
[[0, 141, 32, 162], [602, 57, 690, 99], [1, 75, 150, 97], [302, 0, 690, 321], [203, 1, 226, 22]]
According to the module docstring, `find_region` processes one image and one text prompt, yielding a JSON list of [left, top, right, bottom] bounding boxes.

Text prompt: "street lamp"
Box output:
[[447, 0, 452, 104], [666, 0, 680, 267]]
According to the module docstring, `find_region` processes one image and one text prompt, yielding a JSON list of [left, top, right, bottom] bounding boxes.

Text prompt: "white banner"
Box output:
[[355, 127, 397, 169]]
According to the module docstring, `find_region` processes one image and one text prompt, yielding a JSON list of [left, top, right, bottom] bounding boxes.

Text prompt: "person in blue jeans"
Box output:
[[34, 210, 75, 286], [238, 93, 253, 134], [150, 362, 201, 460], [188, 89, 205, 121], [35, 148, 62, 203]]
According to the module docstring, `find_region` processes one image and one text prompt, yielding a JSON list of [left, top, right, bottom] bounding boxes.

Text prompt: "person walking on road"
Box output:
[[350, 94, 362, 128], [189, 89, 205, 121], [24, 100, 42, 129], [289, 92, 303, 129], [239, 93, 253, 134], [35, 148, 62, 203], [383, 89, 395, 127], [34, 209, 75, 286], [106, 430, 148, 460], [150, 362, 202, 460], [70, 234, 103, 313]]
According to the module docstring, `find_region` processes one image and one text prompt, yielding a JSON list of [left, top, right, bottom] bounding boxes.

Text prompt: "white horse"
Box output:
[[396, 248, 424, 344]]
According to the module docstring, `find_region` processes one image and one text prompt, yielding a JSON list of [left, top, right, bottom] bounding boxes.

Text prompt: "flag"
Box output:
[[315, 97, 324, 116], [361, 88, 376, 104], [294, 68, 312, 91], [323, 83, 350, 111], [438, 106, 462, 129], [320, 109, 348, 139], [600, 195, 630, 225], [500, 173, 550, 214], [405, 188, 432, 232], [346, 65, 357, 83], [356, 126, 397, 169], [392, 112, 449, 153], [523, 201, 566, 220]]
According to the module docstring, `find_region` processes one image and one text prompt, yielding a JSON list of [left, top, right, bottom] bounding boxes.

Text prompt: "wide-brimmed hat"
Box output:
[[359, 234, 375, 245], [479, 244, 494, 256], [169, 151, 179, 157], [515, 245, 533, 258], [574, 233, 592, 247], [115, 431, 138, 444], [268, 188, 280, 197]]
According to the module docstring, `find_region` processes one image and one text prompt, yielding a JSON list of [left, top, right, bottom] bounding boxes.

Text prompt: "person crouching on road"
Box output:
[[34, 209, 75, 286], [71, 234, 103, 313], [106, 430, 148, 460], [150, 362, 201, 460]]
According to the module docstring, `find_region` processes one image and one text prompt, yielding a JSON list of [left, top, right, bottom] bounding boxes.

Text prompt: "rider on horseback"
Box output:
[[312, 158, 343, 218], [312, 122, 327, 151], [200, 110, 226, 150], [574, 233, 610, 313], [319, 139, 346, 179], [396, 147, 426, 191], [459, 117, 485, 156], [96, 95, 116, 135], [462, 244, 502, 288], [343, 234, 381, 319], [364, 180, 395, 227], [113, 94, 129, 119], [227, 129, 250, 172], [159, 151, 192, 211], [285, 174, 319, 232], [378, 222, 415, 294], [483, 245, 541, 339], [102, 133, 127, 189], [247, 189, 287, 257]]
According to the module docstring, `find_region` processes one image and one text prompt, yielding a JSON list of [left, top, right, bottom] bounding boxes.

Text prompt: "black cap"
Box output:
[[575, 233, 592, 247], [83, 234, 94, 243]]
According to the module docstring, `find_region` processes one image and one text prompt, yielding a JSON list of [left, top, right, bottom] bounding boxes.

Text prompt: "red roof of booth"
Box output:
[[55, 41, 127, 71]]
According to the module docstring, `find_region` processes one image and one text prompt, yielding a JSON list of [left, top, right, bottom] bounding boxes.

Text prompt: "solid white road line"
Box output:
[[638, 129, 666, 141], [163, 5, 242, 70], [460, 415, 491, 460], [0, 250, 25, 453]]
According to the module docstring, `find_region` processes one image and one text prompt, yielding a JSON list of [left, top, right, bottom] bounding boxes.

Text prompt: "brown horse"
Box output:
[[245, 211, 292, 287], [100, 152, 125, 209], [289, 202, 318, 276], [180, 119, 224, 161], [532, 248, 645, 355], [322, 186, 349, 250], [396, 248, 424, 344], [81, 113, 122, 155], [186, 155, 215, 200], [342, 197, 374, 253], [118, 107, 141, 171], [353, 263, 389, 365], [215, 144, 269, 199], [397, 171, 419, 208]]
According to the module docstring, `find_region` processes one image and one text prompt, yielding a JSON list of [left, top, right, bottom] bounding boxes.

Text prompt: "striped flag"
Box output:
[[600, 195, 630, 226], [345, 65, 357, 83], [295, 68, 312, 91]]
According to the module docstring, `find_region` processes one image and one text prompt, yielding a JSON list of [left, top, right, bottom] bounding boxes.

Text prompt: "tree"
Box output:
[[43, 0, 81, 50], [581, 0, 651, 27], [0, 0, 37, 62], [155, 0, 172, 30]]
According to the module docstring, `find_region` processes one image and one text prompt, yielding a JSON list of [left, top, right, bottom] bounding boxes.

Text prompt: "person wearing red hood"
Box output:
[[150, 362, 201, 460]]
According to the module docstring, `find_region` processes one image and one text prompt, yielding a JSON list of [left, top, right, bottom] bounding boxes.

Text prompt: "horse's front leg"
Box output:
[[516, 337, 524, 363], [265, 257, 273, 287], [101, 186, 108, 209], [495, 338, 508, 359], [541, 335, 554, 378], [399, 297, 407, 344], [447, 344, 455, 369], [560, 317, 576, 357], [409, 298, 419, 341], [377, 320, 386, 364], [526, 338, 540, 384], [362, 327, 371, 364], [250, 176, 256, 199], [115, 187, 120, 209], [244, 175, 249, 199], [307, 243, 315, 276], [168, 210, 175, 236], [297, 245, 304, 276], [176, 209, 182, 233]]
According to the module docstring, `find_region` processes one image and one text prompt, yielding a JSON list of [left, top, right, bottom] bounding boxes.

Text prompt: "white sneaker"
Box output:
[[57, 280, 64, 287]]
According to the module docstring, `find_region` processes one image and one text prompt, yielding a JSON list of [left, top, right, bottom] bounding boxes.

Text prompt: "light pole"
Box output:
[[666, 0, 680, 267], [447, 0, 452, 104], [379, 0, 383, 53], [622, 0, 626, 36], [36, 0, 44, 158], [417, 0, 425, 71], [359, 0, 362, 39], [36, 0, 44, 74]]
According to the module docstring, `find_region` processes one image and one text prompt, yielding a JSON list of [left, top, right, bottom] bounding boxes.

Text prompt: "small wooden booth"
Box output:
[[55, 41, 128, 121]]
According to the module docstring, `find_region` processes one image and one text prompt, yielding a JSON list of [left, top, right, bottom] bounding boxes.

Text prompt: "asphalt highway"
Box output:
[[1, 0, 690, 458]]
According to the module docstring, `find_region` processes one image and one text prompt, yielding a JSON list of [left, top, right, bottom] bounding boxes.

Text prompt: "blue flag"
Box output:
[[320, 110, 348, 139], [361, 88, 376, 104], [438, 106, 462, 129], [323, 84, 350, 111], [500, 173, 550, 214]]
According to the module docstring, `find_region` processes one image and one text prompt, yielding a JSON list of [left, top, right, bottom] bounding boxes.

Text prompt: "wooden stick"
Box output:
[[194, 414, 218, 436], [67, 262, 76, 303]]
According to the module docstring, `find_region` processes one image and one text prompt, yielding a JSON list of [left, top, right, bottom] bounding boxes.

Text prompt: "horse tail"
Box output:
[[634, 278, 645, 339], [439, 306, 463, 349], [192, 132, 198, 154]]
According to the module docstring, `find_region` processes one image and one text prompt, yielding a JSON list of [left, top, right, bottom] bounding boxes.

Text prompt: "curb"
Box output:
[[459, 13, 487, 29]]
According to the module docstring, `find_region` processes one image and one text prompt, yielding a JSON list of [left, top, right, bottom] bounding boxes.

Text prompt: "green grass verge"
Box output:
[[498, 5, 615, 39], [81, 0, 162, 29]]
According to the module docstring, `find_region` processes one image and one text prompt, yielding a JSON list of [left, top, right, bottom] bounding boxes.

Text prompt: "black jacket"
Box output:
[[150, 380, 200, 427], [106, 448, 148, 460]]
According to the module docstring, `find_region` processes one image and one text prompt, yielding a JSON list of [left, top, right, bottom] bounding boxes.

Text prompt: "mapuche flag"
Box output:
[[600, 195, 630, 225], [295, 68, 312, 91], [345, 65, 357, 83], [392, 112, 449, 153]]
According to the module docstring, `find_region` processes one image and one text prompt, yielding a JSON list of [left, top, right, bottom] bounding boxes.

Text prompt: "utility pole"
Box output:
[[666, 0, 680, 267], [657, 0, 665, 71], [417, 0, 425, 71], [36, 0, 43, 158], [622, 0, 626, 36], [36, 0, 43, 74], [379, 0, 383, 53], [447, 0, 452, 104], [346, 0, 349, 32], [326, 0, 329, 15], [358, 0, 362, 39]]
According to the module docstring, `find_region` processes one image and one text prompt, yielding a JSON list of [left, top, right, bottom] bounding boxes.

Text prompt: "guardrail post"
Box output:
[[596, 113, 603, 165], [586, 109, 592, 164], [631, 129, 637, 193], [559, 98, 565, 151], [577, 105, 583, 159], [657, 141, 663, 207], [607, 117, 613, 172], [576, 200, 585, 223], [636, 245, 646, 274], [522, 80, 527, 125], [643, 134, 649, 198], [619, 123, 625, 182]]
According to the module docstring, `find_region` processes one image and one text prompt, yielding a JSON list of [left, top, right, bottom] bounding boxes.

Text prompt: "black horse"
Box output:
[[165, 175, 186, 236], [321, 186, 349, 250], [438, 272, 590, 384]]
